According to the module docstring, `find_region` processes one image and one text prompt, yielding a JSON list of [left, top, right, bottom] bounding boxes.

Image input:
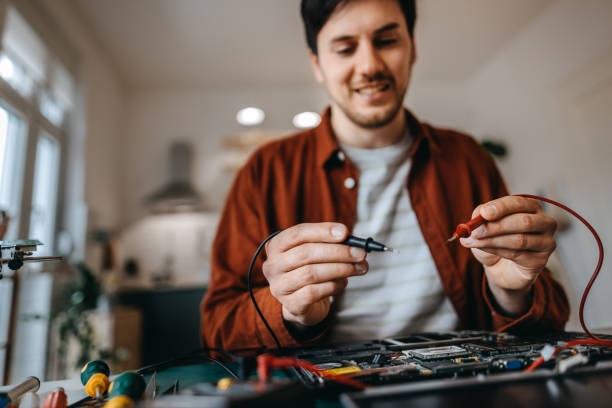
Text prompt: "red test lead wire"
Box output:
[[256, 354, 367, 390], [450, 194, 611, 348]]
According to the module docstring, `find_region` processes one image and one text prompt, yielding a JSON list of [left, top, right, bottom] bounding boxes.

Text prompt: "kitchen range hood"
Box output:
[[144, 141, 203, 213]]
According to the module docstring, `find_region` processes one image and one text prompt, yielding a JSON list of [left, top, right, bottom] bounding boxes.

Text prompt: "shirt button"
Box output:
[[344, 177, 356, 189], [337, 151, 345, 161]]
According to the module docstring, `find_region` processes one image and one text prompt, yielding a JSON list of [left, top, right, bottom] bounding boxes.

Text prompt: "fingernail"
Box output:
[[350, 247, 365, 258], [355, 263, 367, 274], [483, 205, 497, 218], [461, 238, 475, 246], [473, 225, 486, 238], [332, 225, 346, 238]]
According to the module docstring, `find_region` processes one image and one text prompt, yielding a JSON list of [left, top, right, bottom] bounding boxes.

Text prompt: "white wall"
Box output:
[[120, 86, 328, 225], [39, 0, 124, 267], [116, 86, 328, 284]]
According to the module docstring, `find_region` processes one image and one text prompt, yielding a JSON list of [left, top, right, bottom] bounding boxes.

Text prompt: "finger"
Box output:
[[266, 222, 349, 254], [273, 242, 366, 274], [475, 247, 549, 271], [461, 233, 556, 252], [277, 261, 368, 295], [284, 279, 349, 316], [469, 247, 501, 267], [477, 196, 542, 221], [471, 213, 557, 238]]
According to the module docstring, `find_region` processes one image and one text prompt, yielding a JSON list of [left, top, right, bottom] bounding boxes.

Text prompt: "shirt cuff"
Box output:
[[482, 273, 547, 332]]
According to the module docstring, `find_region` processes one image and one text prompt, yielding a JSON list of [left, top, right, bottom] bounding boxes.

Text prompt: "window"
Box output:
[[0, 3, 76, 383], [0, 104, 27, 240], [1, 6, 46, 98], [29, 133, 60, 254], [0, 53, 34, 98]]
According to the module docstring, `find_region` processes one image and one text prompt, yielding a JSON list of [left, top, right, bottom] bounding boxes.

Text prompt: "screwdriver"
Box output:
[[80, 360, 110, 400], [447, 214, 485, 243], [0, 377, 40, 408], [103, 372, 146, 408], [41, 388, 67, 408], [342, 235, 397, 253]]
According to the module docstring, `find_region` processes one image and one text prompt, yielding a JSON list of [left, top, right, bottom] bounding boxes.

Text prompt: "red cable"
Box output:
[[516, 194, 609, 345], [518, 194, 612, 372], [524, 356, 546, 373], [256, 354, 367, 390]]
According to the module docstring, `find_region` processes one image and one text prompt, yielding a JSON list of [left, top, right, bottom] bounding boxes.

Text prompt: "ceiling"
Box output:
[[73, 0, 556, 89]]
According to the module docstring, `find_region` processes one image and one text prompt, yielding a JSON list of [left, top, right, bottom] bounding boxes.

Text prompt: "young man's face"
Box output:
[[310, 0, 416, 129]]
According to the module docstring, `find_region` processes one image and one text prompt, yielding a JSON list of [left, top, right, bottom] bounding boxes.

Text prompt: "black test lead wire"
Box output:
[[247, 231, 396, 349]]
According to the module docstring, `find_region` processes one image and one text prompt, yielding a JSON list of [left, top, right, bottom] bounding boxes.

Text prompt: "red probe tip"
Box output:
[[447, 235, 457, 243]]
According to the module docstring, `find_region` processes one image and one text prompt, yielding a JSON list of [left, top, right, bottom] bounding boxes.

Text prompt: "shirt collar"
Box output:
[[314, 106, 439, 169]]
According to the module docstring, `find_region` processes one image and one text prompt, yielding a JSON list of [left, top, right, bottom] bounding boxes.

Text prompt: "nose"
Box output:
[[355, 40, 385, 79]]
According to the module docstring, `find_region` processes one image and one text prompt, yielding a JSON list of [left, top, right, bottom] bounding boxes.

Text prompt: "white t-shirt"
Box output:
[[331, 133, 458, 342]]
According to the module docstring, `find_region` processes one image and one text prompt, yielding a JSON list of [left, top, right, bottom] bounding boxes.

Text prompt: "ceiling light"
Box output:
[[293, 111, 321, 129], [236, 107, 265, 126]]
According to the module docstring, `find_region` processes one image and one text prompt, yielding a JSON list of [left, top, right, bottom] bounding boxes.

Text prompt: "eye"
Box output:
[[375, 38, 397, 47], [335, 46, 355, 56]]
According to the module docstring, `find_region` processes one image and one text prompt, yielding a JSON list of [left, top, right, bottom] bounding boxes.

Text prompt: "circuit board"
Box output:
[[282, 331, 612, 388]]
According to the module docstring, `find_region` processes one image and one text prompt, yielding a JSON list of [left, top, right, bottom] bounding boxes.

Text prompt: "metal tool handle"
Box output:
[[7, 376, 40, 401]]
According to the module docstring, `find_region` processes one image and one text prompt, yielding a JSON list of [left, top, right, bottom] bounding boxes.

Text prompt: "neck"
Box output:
[[330, 105, 407, 149]]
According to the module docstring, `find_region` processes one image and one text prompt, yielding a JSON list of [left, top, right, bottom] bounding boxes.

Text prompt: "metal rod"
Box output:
[[0, 256, 63, 264]]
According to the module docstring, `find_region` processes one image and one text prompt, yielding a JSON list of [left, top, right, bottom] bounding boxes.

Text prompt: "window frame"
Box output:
[[0, 64, 66, 246], [0, 1, 71, 383]]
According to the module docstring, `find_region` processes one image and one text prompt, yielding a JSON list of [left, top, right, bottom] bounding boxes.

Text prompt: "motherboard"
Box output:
[[283, 330, 612, 387]]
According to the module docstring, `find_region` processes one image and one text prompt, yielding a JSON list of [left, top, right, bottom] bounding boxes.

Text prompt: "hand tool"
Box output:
[[144, 372, 157, 400], [342, 235, 397, 253], [103, 372, 146, 408], [80, 360, 110, 400], [447, 194, 611, 348], [0, 377, 40, 408], [41, 388, 67, 408], [160, 380, 179, 396], [447, 214, 485, 242]]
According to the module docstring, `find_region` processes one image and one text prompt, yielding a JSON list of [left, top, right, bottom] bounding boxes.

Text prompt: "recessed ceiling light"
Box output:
[[236, 107, 265, 126], [293, 111, 321, 129]]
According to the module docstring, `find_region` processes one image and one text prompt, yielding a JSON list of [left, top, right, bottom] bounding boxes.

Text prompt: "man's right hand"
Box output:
[[262, 222, 368, 328]]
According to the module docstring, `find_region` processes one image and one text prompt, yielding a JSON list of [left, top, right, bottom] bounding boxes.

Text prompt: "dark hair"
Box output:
[[300, 0, 416, 54]]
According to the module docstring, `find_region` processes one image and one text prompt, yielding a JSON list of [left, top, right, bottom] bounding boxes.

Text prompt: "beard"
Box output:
[[339, 97, 404, 129], [332, 81, 407, 129]]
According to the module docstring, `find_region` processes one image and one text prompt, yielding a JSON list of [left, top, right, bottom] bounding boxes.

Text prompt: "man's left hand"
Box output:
[[460, 196, 557, 316]]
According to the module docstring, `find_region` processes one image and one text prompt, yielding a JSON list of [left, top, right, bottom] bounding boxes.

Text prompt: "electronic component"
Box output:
[[322, 366, 361, 376], [453, 356, 479, 363], [281, 330, 612, 390], [407, 345, 469, 360], [492, 358, 525, 371]]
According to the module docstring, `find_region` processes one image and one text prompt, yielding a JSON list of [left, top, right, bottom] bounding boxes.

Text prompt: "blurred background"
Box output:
[[0, 0, 610, 385]]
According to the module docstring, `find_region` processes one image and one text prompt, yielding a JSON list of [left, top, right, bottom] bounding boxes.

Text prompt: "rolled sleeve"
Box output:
[[481, 268, 568, 332]]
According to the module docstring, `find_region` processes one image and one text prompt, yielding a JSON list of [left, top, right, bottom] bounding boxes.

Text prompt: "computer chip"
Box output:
[[405, 345, 469, 360]]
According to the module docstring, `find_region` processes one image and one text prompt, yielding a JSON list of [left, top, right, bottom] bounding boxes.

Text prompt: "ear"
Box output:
[[409, 37, 417, 65], [308, 51, 325, 84]]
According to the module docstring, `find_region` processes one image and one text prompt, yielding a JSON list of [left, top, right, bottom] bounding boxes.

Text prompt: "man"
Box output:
[[200, 0, 568, 350]]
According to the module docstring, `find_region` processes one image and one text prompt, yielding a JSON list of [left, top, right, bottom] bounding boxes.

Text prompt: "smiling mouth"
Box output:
[[354, 83, 390, 94]]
